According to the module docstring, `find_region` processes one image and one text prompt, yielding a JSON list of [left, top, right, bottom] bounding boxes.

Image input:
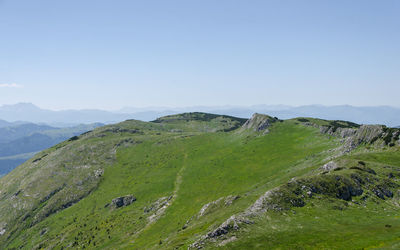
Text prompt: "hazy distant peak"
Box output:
[[0, 103, 41, 111]]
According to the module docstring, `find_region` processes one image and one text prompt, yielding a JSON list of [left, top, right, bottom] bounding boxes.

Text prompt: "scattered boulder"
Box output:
[[94, 169, 104, 178], [108, 195, 136, 209], [320, 161, 339, 171]]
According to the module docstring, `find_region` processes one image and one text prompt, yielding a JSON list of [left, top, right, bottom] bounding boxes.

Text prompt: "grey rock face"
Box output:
[[317, 124, 392, 153], [109, 195, 136, 208], [183, 195, 240, 231], [241, 113, 277, 134], [144, 196, 172, 213]]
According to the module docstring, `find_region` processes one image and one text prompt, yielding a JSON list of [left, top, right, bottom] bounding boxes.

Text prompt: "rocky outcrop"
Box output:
[[302, 120, 400, 152], [320, 124, 385, 150], [190, 161, 398, 249], [197, 195, 239, 218], [372, 186, 393, 199], [183, 195, 240, 230], [189, 188, 281, 249], [189, 189, 284, 249], [145, 196, 173, 223], [320, 161, 339, 171], [189, 214, 252, 249], [198, 198, 224, 217], [241, 114, 278, 134], [106, 195, 136, 209]]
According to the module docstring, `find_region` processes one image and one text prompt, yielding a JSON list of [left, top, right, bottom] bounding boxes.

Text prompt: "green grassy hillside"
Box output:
[[0, 113, 398, 249]]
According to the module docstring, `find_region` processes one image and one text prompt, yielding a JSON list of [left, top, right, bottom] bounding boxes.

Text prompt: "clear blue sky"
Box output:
[[0, 0, 399, 110]]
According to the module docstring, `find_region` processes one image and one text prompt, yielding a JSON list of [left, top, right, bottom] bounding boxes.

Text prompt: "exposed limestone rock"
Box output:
[[107, 195, 136, 209], [94, 169, 104, 178], [197, 196, 239, 218], [244, 189, 282, 216], [198, 198, 224, 217], [206, 215, 251, 238], [320, 161, 339, 171], [241, 113, 278, 134], [311, 123, 396, 153], [189, 190, 278, 249], [224, 195, 240, 206], [183, 195, 240, 230], [353, 125, 385, 143], [218, 236, 237, 246], [144, 196, 172, 214], [145, 196, 173, 223]]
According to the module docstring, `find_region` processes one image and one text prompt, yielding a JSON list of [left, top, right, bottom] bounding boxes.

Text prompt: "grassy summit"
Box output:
[[0, 113, 398, 249]]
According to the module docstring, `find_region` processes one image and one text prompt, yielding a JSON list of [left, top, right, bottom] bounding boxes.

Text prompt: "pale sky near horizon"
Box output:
[[0, 0, 399, 110]]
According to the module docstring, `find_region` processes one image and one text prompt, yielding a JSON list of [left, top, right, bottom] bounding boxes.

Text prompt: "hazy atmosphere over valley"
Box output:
[[0, 0, 399, 249]]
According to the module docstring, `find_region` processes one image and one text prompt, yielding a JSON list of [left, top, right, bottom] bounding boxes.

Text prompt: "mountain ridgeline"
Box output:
[[0, 112, 399, 249]]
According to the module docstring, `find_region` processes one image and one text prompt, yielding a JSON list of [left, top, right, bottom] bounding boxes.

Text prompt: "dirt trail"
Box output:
[[130, 153, 188, 242]]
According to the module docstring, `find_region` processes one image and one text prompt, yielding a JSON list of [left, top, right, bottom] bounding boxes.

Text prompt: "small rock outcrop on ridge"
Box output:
[[241, 113, 278, 134]]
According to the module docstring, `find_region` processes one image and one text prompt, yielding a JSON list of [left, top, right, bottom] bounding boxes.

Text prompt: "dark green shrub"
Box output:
[[69, 136, 79, 141]]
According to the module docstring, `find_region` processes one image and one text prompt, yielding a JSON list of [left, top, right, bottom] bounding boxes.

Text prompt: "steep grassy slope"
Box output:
[[211, 149, 400, 249], [0, 113, 399, 249]]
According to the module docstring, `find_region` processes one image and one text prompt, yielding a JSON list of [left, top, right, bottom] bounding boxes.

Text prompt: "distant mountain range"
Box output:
[[1, 103, 400, 127], [0, 103, 130, 126]]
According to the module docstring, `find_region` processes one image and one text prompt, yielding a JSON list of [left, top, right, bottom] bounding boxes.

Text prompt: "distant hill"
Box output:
[[0, 123, 56, 143], [0, 103, 131, 126], [0, 120, 12, 128], [0, 133, 61, 157], [0, 119, 26, 128]]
